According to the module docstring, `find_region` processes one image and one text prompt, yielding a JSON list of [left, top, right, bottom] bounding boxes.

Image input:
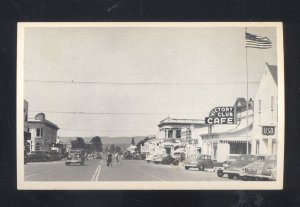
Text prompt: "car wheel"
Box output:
[[242, 176, 249, 181], [198, 165, 204, 171], [154, 161, 159, 164], [147, 160, 150, 163], [185, 166, 190, 170], [228, 174, 235, 179], [217, 170, 224, 177]]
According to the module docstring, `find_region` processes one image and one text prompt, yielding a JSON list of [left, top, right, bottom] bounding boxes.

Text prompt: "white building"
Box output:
[[252, 63, 278, 155], [28, 113, 59, 152], [156, 117, 208, 157], [201, 98, 254, 162]]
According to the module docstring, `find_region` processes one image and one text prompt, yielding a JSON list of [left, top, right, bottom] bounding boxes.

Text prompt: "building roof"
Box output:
[[201, 123, 253, 139], [158, 117, 206, 127], [233, 98, 254, 113], [266, 63, 278, 85], [28, 113, 59, 129]]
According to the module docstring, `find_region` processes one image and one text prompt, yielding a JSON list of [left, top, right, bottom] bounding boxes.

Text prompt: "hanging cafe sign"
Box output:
[[205, 106, 236, 125]]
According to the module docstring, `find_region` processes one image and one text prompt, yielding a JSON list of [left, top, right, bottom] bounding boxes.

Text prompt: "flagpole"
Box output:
[[245, 27, 249, 154]]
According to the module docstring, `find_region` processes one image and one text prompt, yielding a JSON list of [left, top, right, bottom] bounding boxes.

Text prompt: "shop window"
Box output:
[[35, 143, 40, 151], [256, 141, 259, 154], [168, 130, 173, 138], [36, 128, 43, 137], [176, 129, 181, 138]]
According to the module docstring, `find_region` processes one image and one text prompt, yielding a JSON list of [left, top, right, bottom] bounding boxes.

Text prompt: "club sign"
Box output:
[[205, 106, 236, 125]]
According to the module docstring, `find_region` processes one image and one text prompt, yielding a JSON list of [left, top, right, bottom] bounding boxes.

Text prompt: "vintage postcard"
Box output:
[[17, 22, 284, 190]]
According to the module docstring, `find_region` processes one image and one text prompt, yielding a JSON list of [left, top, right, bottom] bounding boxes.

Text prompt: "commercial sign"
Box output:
[[205, 106, 236, 125], [262, 126, 275, 135]]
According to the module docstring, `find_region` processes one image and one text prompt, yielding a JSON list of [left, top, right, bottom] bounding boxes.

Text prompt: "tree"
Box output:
[[131, 137, 135, 145], [109, 144, 115, 153], [104, 145, 109, 153], [90, 136, 103, 152], [71, 137, 85, 149], [115, 146, 122, 154]]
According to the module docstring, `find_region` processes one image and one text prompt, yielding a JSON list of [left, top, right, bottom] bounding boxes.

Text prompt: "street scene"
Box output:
[[25, 157, 230, 182], [19, 23, 283, 188]]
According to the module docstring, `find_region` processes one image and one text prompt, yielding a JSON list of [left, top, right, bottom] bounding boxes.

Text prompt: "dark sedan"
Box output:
[[183, 154, 213, 171]]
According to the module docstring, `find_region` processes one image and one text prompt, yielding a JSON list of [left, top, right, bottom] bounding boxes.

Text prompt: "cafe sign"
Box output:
[[262, 126, 275, 135], [205, 106, 236, 125]]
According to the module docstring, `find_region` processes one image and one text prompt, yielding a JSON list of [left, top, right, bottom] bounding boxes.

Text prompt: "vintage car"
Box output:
[[122, 151, 133, 160], [27, 151, 52, 162], [182, 154, 213, 171], [222, 154, 265, 179], [216, 154, 241, 177], [145, 154, 155, 162], [153, 154, 179, 165], [65, 149, 85, 166], [240, 155, 277, 181], [93, 152, 102, 159], [49, 151, 63, 161]]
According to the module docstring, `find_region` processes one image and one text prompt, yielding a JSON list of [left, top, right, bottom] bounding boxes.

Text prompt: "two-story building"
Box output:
[[252, 63, 278, 155], [201, 98, 254, 162], [157, 117, 208, 157], [28, 113, 59, 153]]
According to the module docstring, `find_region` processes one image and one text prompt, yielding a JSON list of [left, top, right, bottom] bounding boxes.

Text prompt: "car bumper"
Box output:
[[182, 164, 197, 167], [241, 173, 276, 180], [222, 170, 242, 176], [65, 160, 81, 163]]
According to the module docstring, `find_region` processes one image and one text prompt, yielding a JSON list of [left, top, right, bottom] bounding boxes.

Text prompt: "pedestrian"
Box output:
[[107, 152, 113, 167], [115, 153, 120, 164]]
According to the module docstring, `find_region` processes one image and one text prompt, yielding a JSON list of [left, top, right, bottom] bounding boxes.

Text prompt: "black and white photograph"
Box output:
[[17, 22, 284, 190]]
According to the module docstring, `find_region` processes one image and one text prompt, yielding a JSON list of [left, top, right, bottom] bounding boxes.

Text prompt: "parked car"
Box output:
[[28, 151, 52, 162], [222, 154, 265, 179], [93, 152, 102, 159], [122, 151, 133, 160], [145, 154, 155, 163], [240, 155, 277, 181], [216, 154, 241, 177], [49, 151, 62, 161], [24, 151, 29, 164], [172, 151, 185, 162], [153, 154, 164, 164], [183, 154, 214, 171], [65, 149, 85, 166]]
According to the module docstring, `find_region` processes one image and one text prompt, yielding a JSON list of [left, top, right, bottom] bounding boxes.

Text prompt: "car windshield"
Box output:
[[237, 155, 255, 161]]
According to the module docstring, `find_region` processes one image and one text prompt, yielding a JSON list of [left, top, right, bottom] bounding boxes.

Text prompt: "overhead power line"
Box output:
[[25, 79, 259, 85], [29, 110, 196, 115]]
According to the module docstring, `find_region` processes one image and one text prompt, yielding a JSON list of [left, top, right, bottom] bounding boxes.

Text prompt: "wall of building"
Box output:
[[253, 67, 277, 155], [28, 122, 58, 152]]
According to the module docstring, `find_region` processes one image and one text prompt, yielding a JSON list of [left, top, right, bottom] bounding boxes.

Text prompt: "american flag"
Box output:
[[245, 32, 272, 49]]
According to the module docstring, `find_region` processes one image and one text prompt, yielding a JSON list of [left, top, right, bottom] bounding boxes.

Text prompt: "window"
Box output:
[[271, 96, 274, 111], [176, 129, 181, 138], [258, 100, 261, 113], [256, 141, 259, 154], [168, 130, 173, 138], [36, 128, 43, 137], [35, 143, 40, 151]]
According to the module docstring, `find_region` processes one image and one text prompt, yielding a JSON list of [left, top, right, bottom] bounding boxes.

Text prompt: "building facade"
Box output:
[[252, 63, 278, 155], [24, 100, 31, 152], [201, 98, 254, 162], [156, 117, 208, 157], [28, 113, 59, 153]]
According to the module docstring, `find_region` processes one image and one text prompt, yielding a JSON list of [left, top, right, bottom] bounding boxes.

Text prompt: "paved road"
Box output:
[[24, 158, 233, 181]]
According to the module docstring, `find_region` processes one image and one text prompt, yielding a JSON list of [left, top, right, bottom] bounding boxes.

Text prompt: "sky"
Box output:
[[23, 25, 277, 137]]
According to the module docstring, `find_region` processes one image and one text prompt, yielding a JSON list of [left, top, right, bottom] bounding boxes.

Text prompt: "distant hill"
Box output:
[[59, 135, 155, 145], [100, 136, 155, 145]]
